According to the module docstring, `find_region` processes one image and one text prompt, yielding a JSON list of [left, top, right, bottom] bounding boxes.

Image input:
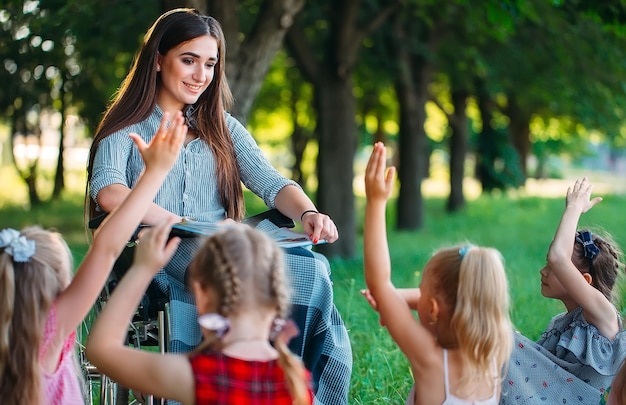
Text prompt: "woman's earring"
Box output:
[[428, 316, 438, 326], [156, 66, 161, 72]]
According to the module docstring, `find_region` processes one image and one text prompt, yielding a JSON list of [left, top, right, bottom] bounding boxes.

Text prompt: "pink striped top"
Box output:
[[40, 305, 84, 405]]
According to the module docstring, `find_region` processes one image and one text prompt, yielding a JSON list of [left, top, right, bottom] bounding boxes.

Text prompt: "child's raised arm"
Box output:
[[86, 221, 193, 404], [54, 111, 186, 340], [363, 142, 437, 364], [547, 177, 617, 337]]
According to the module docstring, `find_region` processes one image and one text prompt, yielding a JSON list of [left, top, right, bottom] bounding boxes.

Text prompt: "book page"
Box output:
[[171, 219, 325, 248]]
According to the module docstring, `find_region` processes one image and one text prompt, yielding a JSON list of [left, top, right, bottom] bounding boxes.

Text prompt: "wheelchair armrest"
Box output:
[[89, 208, 295, 232], [242, 208, 295, 229], [89, 213, 148, 240]]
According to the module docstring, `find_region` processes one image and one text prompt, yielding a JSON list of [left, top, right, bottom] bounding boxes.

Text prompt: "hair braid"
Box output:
[[269, 247, 289, 319], [581, 230, 625, 304], [206, 237, 240, 316]]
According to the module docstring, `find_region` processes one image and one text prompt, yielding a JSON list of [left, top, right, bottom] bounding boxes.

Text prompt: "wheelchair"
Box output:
[[78, 210, 295, 405]]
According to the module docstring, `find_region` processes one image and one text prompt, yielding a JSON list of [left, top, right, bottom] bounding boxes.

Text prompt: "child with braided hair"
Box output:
[[86, 224, 313, 405], [501, 177, 626, 404]]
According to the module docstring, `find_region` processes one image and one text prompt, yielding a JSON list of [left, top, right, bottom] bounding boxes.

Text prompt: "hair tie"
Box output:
[[459, 245, 471, 259], [300, 209, 319, 222], [575, 231, 600, 260], [198, 313, 230, 338], [270, 318, 299, 344], [0, 228, 36, 263]]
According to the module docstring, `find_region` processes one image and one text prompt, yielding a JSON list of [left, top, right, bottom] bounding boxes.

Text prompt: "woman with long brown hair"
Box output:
[[86, 8, 351, 404]]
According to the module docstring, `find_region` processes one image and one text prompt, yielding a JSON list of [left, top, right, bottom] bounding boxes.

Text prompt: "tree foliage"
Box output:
[[2, 0, 626, 258]]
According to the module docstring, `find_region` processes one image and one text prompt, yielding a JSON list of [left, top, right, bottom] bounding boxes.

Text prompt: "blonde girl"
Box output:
[[0, 112, 186, 404], [363, 142, 512, 404], [86, 225, 312, 404]]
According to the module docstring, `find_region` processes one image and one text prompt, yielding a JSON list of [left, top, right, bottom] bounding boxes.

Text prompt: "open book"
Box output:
[[171, 219, 326, 249]]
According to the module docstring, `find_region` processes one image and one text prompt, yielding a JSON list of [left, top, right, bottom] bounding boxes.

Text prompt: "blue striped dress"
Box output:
[[90, 105, 352, 405]]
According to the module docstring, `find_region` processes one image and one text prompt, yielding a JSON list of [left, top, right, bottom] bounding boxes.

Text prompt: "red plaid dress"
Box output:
[[190, 351, 313, 404]]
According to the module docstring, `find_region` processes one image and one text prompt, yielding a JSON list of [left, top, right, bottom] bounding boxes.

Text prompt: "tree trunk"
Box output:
[[10, 112, 41, 206], [475, 77, 499, 192], [394, 81, 426, 230], [53, 83, 66, 199], [285, 1, 400, 258], [315, 78, 356, 258], [209, 0, 306, 123], [507, 94, 530, 178], [392, 30, 434, 230], [447, 89, 468, 212], [290, 125, 309, 186]]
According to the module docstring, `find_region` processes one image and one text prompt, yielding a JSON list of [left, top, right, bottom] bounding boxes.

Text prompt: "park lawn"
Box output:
[[1, 181, 625, 404]]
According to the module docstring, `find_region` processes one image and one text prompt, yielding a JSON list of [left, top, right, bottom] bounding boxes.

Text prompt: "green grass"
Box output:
[[332, 193, 626, 404], [1, 170, 625, 404]]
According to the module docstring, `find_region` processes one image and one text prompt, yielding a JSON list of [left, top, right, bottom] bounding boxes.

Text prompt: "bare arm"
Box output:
[[547, 177, 617, 337], [360, 288, 421, 326], [274, 184, 338, 244], [86, 222, 194, 404], [96, 183, 182, 225], [54, 112, 186, 341], [363, 143, 438, 365]]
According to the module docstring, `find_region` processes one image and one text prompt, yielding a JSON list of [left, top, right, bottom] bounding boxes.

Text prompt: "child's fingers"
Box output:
[[366, 143, 383, 172], [163, 236, 180, 261], [168, 114, 187, 145], [359, 289, 378, 311], [590, 196, 603, 207], [129, 133, 148, 153], [152, 220, 173, 244], [155, 112, 171, 139], [385, 166, 396, 187]]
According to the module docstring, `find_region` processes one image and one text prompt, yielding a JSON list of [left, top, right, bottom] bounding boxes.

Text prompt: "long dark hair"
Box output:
[[86, 8, 244, 223]]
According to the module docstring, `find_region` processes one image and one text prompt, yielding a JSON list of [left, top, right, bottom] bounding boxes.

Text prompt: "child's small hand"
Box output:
[[130, 111, 187, 174], [365, 142, 395, 203], [134, 220, 180, 275], [360, 289, 379, 311], [566, 177, 602, 214], [360, 289, 387, 326]]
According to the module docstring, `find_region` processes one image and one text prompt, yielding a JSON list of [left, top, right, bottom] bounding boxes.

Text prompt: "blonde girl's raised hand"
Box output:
[[363, 143, 436, 367], [129, 110, 187, 175], [365, 142, 396, 204], [54, 111, 185, 356]]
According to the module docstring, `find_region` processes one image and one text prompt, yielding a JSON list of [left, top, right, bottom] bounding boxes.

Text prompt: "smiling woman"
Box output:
[[85, 7, 351, 405], [155, 36, 217, 114]]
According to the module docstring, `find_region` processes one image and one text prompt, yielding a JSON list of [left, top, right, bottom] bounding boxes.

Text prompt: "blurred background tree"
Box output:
[[1, 0, 626, 258]]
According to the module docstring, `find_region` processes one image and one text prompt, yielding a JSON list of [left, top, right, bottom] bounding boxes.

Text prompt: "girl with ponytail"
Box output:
[[363, 142, 513, 405]]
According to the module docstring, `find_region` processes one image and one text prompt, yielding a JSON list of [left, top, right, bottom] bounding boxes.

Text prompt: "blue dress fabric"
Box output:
[[500, 306, 625, 404], [90, 106, 352, 405]]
